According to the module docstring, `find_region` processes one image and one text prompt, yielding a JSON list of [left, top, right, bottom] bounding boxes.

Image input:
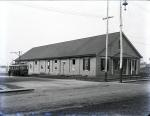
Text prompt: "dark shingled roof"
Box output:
[[18, 32, 142, 61]]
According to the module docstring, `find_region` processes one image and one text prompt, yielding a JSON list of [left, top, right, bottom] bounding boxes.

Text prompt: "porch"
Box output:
[[111, 58, 139, 76]]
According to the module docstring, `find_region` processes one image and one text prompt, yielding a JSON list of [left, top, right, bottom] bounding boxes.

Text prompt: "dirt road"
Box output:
[[0, 76, 149, 115]]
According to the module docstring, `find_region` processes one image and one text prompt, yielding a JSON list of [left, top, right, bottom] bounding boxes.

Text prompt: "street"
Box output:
[[25, 80, 150, 116], [0, 76, 150, 116], [52, 91, 150, 116]]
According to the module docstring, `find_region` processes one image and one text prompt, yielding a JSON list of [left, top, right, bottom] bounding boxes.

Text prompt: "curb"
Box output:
[[0, 88, 34, 93], [123, 78, 150, 83]]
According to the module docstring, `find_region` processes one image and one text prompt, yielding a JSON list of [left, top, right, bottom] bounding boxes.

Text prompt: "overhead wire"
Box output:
[[11, 2, 150, 47], [133, 2, 150, 14], [12, 2, 104, 19], [133, 41, 150, 46]]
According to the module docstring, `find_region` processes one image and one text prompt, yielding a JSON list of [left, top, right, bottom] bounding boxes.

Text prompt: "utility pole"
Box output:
[[103, 0, 113, 82], [119, 0, 128, 83], [10, 51, 22, 64]]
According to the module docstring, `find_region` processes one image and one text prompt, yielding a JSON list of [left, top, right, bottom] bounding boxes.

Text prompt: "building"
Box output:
[[140, 60, 147, 68], [140, 63, 150, 77], [0, 65, 8, 75], [16, 32, 142, 80]]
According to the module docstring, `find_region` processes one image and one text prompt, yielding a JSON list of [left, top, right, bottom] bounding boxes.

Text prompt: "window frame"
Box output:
[[54, 60, 57, 63], [30, 64, 32, 69], [35, 60, 37, 65], [72, 59, 76, 65], [47, 60, 50, 69], [83, 58, 90, 71], [101, 58, 109, 71], [113, 59, 119, 71], [41, 65, 43, 69], [118, 40, 120, 49]]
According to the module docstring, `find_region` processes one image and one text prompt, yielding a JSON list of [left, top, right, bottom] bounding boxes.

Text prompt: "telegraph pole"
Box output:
[[119, 0, 128, 83], [103, 0, 113, 82]]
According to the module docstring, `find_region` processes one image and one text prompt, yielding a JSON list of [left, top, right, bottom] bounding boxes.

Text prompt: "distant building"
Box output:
[[140, 63, 150, 77], [16, 32, 142, 80], [140, 61, 147, 68], [0, 65, 8, 74]]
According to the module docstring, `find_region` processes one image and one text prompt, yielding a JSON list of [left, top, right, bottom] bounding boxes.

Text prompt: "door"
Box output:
[[113, 58, 120, 74], [61, 60, 69, 75]]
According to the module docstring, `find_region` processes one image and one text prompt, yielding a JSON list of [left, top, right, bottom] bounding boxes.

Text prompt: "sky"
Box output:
[[0, 1, 150, 65]]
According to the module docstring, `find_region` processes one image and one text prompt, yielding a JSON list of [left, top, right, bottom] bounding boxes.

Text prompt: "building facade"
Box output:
[[17, 32, 142, 80]]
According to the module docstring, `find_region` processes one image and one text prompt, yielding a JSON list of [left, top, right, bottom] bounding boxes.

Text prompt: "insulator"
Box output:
[[122, 0, 128, 6], [123, 2, 128, 6], [122, 0, 128, 11]]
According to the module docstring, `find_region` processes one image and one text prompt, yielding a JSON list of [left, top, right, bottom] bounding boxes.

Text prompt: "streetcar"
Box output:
[[8, 64, 28, 76]]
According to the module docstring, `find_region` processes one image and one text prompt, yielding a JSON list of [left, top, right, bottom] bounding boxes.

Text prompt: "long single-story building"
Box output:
[[17, 32, 142, 80]]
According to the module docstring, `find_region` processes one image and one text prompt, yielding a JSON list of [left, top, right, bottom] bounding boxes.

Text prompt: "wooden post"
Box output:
[[131, 60, 132, 75], [126, 59, 129, 75], [111, 58, 114, 75], [136, 60, 138, 75], [79, 58, 80, 75]]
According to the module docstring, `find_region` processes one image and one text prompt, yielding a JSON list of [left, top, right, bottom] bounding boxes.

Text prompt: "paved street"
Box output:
[[0, 76, 150, 115]]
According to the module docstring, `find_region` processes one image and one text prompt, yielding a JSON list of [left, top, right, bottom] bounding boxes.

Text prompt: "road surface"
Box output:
[[0, 76, 150, 116]]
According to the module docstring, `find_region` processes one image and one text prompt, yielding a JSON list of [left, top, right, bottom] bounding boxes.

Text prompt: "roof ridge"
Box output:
[[17, 31, 133, 61], [33, 32, 120, 49]]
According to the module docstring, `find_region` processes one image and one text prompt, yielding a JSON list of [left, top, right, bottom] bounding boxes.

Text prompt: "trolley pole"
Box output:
[[10, 51, 22, 64], [10, 51, 22, 76], [103, 0, 113, 82]]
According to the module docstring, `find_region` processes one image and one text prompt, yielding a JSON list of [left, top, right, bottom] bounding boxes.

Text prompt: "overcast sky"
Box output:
[[0, 1, 150, 65]]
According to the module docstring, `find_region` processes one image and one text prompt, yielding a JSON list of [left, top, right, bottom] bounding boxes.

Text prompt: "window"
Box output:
[[132, 60, 137, 72], [35, 61, 37, 65], [101, 58, 109, 71], [47, 61, 50, 69], [41, 65, 43, 69], [55, 60, 57, 63], [83, 58, 90, 71], [101, 59, 105, 71], [72, 59, 75, 65], [122, 59, 127, 74], [118, 40, 120, 49], [113, 59, 119, 70]]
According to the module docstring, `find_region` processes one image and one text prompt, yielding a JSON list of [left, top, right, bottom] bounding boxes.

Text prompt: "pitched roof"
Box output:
[[18, 32, 142, 61]]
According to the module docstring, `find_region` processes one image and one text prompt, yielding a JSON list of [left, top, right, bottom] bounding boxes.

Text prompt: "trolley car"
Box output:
[[8, 64, 28, 76]]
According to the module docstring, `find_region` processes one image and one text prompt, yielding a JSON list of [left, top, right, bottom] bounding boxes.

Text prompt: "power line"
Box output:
[[10, 51, 22, 64], [125, 33, 150, 46], [133, 41, 150, 46], [133, 2, 150, 14], [12, 2, 104, 19]]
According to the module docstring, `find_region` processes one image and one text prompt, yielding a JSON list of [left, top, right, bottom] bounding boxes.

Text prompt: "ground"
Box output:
[[0, 76, 150, 115]]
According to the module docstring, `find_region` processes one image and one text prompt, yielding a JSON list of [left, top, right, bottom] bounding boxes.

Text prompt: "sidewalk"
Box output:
[[123, 77, 150, 83], [0, 80, 34, 93]]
